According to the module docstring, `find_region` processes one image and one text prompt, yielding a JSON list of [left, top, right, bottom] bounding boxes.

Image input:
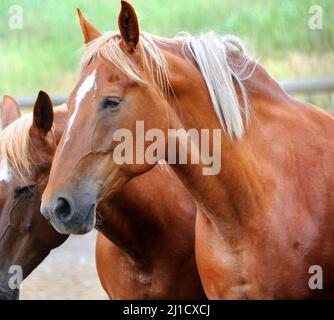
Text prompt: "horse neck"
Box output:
[[96, 201, 155, 263], [96, 165, 197, 267], [160, 41, 295, 227], [96, 181, 168, 265], [160, 39, 294, 126]]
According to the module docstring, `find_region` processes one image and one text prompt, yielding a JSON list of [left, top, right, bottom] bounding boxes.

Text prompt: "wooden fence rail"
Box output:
[[1, 76, 334, 108]]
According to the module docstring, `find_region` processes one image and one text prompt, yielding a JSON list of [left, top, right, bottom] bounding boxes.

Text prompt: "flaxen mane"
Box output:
[[0, 105, 66, 183], [80, 31, 256, 139], [0, 114, 33, 182]]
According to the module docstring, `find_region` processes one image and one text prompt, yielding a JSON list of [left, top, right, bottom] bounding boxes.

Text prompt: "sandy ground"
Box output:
[[20, 230, 108, 300]]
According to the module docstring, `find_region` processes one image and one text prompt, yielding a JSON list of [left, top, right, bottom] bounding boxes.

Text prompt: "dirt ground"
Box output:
[[20, 230, 108, 300]]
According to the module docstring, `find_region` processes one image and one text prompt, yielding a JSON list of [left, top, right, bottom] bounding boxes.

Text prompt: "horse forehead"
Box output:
[[93, 57, 128, 83], [76, 70, 97, 103], [71, 59, 130, 109], [63, 69, 97, 145]]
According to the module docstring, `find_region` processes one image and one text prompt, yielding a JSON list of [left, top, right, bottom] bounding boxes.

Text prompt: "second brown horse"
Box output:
[[0, 94, 205, 299]]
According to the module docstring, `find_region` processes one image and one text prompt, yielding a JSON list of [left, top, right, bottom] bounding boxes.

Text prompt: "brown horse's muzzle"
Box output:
[[41, 188, 98, 235]]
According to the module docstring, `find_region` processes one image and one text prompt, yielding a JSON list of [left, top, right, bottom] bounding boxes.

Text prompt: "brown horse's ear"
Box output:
[[118, 1, 140, 53], [1, 95, 21, 128], [32, 91, 54, 138], [77, 8, 102, 44]]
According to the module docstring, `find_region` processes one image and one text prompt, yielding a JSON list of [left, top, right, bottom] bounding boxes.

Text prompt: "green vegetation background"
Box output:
[[0, 0, 333, 107]]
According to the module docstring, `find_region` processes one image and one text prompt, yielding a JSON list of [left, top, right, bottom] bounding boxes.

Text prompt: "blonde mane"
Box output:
[[81, 31, 255, 139], [0, 105, 66, 183], [81, 31, 172, 97], [0, 114, 33, 182]]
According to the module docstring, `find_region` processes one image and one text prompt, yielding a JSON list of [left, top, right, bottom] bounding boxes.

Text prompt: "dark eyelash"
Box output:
[[14, 186, 35, 199], [102, 97, 122, 110]]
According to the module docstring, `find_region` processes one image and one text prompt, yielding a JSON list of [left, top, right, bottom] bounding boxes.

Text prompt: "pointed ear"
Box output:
[[77, 8, 102, 44], [32, 91, 54, 138], [1, 95, 21, 128], [118, 1, 140, 53]]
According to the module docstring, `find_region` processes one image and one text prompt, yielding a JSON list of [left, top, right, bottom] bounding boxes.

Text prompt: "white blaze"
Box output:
[[65, 70, 97, 143], [0, 159, 11, 183]]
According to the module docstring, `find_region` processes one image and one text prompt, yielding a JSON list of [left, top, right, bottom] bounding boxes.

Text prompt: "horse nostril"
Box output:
[[54, 197, 72, 222]]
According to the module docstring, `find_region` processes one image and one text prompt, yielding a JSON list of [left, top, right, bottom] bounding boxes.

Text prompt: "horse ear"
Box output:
[[32, 91, 54, 138], [1, 95, 21, 128], [77, 8, 102, 44], [118, 1, 140, 53]]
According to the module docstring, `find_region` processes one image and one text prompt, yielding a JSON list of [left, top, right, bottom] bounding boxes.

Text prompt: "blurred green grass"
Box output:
[[0, 0, 333, 108]]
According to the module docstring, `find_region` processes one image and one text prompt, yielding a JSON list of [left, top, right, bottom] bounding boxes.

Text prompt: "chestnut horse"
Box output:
[[0, 94, 205, 299], [41, 1, 334, 299], [0, 94, 68, 299]]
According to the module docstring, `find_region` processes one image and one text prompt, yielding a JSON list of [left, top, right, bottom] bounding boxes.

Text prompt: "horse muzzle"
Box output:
[[41, 191, 97, 235]]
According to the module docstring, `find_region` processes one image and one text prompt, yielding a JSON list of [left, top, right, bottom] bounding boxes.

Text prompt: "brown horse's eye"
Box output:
[[102, 97, 122, 111], [14, 186, 35, 199]]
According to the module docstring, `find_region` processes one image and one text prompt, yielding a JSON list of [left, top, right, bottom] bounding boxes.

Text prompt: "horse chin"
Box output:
[[0, 287, 20, 300]]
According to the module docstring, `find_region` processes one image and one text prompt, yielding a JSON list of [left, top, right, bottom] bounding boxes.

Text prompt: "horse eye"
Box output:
[[14, 186, 35, 199], [102, 97, 122, 111]]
